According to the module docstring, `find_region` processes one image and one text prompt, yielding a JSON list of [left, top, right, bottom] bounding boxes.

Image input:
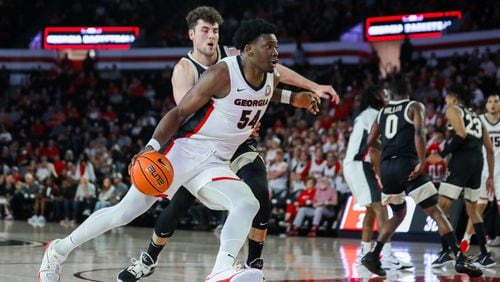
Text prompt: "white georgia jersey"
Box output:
[[344, 107, 378, 163], [480, 114, 500, 178], [172, 56, 274, 160]]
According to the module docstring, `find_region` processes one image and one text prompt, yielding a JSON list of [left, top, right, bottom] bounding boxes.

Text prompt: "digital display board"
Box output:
[[44, 26, 140, 49], [365, 11, 462, 42]]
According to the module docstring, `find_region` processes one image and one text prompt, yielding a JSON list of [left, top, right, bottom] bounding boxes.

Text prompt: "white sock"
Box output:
[[382, 242, 392, 258], [462, 232, 472, 241], [54, 237, 77, 256], [361, 241, 371, 254]]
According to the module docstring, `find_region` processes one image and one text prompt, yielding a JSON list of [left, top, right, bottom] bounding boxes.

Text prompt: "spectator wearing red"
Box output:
[[286, 176, 317, 236], [424, 144, 447, 188]]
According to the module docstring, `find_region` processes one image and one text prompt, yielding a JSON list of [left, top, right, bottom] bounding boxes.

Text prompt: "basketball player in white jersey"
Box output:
[[461, 94, 500, 255], [344, 86, 412, 270], [39, 19, 322, 282], [116, 6, 338, 282]]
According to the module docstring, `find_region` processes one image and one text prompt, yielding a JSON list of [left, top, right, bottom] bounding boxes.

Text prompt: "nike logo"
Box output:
[[259, 222, 269, 227], [157, 158, 168, 168], [237, 88, 246, 92]]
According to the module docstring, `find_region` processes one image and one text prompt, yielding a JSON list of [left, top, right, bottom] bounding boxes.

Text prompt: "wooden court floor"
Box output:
[[0, 220, 499, 281]]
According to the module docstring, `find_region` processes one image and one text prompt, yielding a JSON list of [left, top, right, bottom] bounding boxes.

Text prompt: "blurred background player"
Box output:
[[435, 85, 496, 268], [344, 85, 412, 270], [361, 74, 482, 278]]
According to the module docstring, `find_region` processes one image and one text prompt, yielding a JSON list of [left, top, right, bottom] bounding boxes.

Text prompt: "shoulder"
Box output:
[[226, 47, 240, 56], [172, 59, 195, 80]]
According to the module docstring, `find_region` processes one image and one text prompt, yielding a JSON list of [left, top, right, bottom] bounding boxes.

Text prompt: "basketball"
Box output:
[[130, 151, 174, 196]]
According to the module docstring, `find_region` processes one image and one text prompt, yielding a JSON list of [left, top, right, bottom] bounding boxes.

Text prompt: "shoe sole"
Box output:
[[432, 259, 454, 268], [474, 262, 497, 268], [38, 239, 62, 282], [229, 269, 264, 282]]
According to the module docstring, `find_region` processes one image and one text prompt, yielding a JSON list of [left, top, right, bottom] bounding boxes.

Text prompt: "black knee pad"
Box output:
[[237, 157, 271, 230], [389, 202, 406, 212], [154, 187, 195, 238], [418, 194, 439, 209]]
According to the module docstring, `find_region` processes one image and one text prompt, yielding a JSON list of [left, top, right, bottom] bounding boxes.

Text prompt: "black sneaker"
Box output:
[[117, 252, 157, 282], [455, 254, 483, 278], [474, 252, 496, 268], [245, 258, 264, 270], [431, 250, 454, 267], [361, 252, 386, 277]]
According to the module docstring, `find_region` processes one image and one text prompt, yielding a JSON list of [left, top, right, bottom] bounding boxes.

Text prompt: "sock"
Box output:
[[372, 241, 385, 257], [246, 239, 264, 266], [443, 232, 460, 257], [462, 232, 472, 241], [54, 236, 78, 256], [382, 242, 392, 258], [473, 222, 488, 255], [360, 241, 371, 255], [147, 240, 164, 263], [440, 235, 449, 251]]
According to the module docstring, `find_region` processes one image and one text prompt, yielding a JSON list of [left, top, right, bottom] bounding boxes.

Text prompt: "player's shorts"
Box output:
[[160, 138, 240, 200], [380, 157, 437, 207], [478, 174, 500, 204], [440, 150, 483, 202], [344, 160, 381, 207]]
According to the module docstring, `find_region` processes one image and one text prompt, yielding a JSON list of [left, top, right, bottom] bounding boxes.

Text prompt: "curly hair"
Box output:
[[185, 6, 223, 30], [232, 19, 277, 51], [388, 73, 412, 99], [361, 85, 386, 111]]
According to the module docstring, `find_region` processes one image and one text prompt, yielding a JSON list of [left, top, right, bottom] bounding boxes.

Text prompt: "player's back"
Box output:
[[344, 107, 378, 163], [448, 105, 483, 154], [378, 99, 417, 160]]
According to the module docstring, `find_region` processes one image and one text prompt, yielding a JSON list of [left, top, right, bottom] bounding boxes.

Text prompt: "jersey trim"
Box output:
[[236, 56, 267, 91], [185, 100, 214, 138], [482, 113, 500, 126], [404, 101, 417, 124]]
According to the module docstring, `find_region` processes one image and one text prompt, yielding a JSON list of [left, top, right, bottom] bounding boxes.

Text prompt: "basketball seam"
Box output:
[[137, 159, 162, 193], [142, 154, 171, 188]]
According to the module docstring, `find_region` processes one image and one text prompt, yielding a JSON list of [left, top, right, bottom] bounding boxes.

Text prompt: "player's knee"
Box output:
[[237, 196, 260, 216], [389, 202, 406, 222]]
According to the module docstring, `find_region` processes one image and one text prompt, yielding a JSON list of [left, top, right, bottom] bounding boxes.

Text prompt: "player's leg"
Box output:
[[236, 156, 270, 269], [117, 186, 196, 282], [194, 179, 261, 280], [39, 186, 158, 282]]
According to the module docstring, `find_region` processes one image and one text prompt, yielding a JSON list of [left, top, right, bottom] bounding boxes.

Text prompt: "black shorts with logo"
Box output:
[[381, 157, 431, 196], [442, 150, 483, 189]]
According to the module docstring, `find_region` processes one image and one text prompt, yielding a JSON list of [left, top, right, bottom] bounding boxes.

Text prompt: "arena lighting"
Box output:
[[365, 11, 462, 42], [43, 26, 140, 49]]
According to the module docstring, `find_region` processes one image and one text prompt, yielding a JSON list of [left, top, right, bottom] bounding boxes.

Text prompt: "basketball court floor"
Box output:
[[1, 220, 499, 281]]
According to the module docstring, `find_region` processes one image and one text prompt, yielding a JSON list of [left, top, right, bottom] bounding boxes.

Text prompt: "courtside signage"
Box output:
[[365, 11, 462, 42], [44, 26, 140, 49]]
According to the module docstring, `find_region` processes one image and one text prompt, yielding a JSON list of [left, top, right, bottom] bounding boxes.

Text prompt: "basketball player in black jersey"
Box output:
[[118, 6, 338, 281], [361, 74, 482, 277], [433, 85, 495, 268]]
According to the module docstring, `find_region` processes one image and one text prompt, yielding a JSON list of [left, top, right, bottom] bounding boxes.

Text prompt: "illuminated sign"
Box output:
[[365, 11, 462, 42], [44, 26, 140, 49]]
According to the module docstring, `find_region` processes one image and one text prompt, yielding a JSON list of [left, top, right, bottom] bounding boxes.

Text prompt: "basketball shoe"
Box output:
[[244, 258, 264, 270], [205, 265, 264, 282], [455, 253, 483, 277], [431, 249, 454, 267], [361, 252, 386, 277], [38, 239, 67, 282], [117, 252, 157, 282], [474, 252, 496, 268], [381, 253, 414, 270]]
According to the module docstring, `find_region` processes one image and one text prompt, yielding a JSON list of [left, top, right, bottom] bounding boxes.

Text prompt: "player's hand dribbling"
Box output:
[[311, 84, 339, 104], [408, 162, 423, 181], [128, 146, 155, 175]]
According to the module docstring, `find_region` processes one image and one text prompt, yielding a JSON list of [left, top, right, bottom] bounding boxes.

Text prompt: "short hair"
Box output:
[[446, 84, 468, 102], [361, 85, 385, 111], [185, 6, 223, 30], [388, 73, 412, 98], [232, 19, 277, 51]]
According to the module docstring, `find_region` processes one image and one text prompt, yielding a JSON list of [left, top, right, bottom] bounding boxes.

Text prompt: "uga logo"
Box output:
[[264, 85, 271, 96], [146, 165, 165, 185]]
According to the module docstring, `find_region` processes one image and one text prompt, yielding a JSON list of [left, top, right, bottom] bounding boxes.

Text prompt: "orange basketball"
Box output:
[[130, 151, 174, 196]]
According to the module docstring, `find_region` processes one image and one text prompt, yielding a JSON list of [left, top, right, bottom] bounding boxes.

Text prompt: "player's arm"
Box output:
[[171, 59, 196, 104], [482, 125, 495, 193], [272, 87, 320, 114], [275, 64, 339, 103], [370, 147, 381, 178], [408, 102, 426, 180], [440, 106, 466, 158], [148, 63, 229, 149]]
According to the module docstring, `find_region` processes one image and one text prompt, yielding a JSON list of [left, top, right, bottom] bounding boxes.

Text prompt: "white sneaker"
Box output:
[[38, 239, 67, 282], [28, 215, 37, 224], [381, 253, 413, 270], [206, 266, 264, 282], [37, 216, 46, 224], [489, 236, 500, 247]]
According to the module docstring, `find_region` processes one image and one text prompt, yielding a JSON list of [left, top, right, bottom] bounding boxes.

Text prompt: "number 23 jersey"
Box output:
[[174, 55, 274, 160], [447, 105, 483, 154]]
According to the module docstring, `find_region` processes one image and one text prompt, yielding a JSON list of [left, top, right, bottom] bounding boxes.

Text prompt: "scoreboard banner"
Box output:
[[44, 26, 140, 49], [365, 11, 462, 42], [340, 195, 462, 234]]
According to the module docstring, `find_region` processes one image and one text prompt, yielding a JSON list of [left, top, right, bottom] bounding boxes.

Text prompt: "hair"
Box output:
[[185, 6, 223, 30], [361, 85, 385, 111], [388, 73, 412, 99], [232, 19, 277, 51], [446, 83, 468, 103]]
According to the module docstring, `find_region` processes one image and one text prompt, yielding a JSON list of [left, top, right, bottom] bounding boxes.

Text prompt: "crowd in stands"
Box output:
[[1, 0, 500, 48], [0, 44, 498, 237]]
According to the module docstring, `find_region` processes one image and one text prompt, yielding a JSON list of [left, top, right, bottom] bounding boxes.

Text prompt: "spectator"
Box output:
[[285, 176, 317, 236], [94, 177, 116, 211], [73, 153, 96, 183], [74, 176, 96, 222], [267, 148, 289, 196]]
